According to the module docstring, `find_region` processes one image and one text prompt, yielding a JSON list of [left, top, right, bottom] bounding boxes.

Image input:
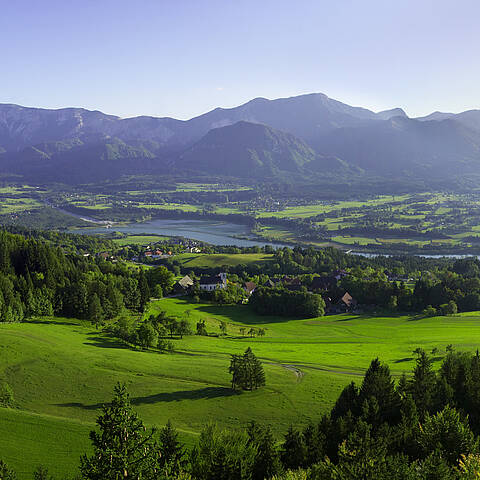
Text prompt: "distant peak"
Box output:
[[376, 108, 408, 120]]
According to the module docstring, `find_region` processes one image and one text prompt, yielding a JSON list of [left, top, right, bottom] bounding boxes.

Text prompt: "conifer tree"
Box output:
[[247, 421, 281, 480], [158, 420, 185, 475], [281, 425, 306, 470], [359, 358, 400, 425], [80, 383, 160, 479], [33, 465, 54, 480], [410, 349, 436, 418], [88, 293, 103, 329], [0, 459, 16, 480], [229, 348, 265, 391], [138, 269, 150, 312]]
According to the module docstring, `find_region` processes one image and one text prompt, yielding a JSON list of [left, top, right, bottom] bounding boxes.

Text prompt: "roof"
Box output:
[[244, 281, 257, 293], [200, 275, 223, 285], [177, 275, 194, 288], [311, 276, 336, 290], [338, 292, 356, 307]]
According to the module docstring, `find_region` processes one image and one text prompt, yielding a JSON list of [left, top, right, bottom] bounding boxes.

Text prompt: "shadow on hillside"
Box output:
[[27, 319, 75, 326], [394, 357, 413, 363], [130, 387, 238, 404], [84, 334, 129, 350], [54, 387, 237, 410], [55, 401, 101, 410], [191, 303, 296, 325], [333, 314, 372, 322]]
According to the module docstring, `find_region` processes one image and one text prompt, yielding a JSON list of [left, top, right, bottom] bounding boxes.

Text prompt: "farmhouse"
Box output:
[[243, 281, 257, 295], [263, 278, 281, 288], [336, 292, 357, 312], [174, 275, 194, 294], [199, 272, 227, 291], [310, 275, 337, 291]]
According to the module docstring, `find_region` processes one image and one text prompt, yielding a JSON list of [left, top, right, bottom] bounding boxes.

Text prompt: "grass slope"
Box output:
[[173, 253, 274, 268], [3, 301, 480, 477]]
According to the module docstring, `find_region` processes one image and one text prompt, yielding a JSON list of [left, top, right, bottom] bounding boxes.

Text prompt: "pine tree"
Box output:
[[331, 381, 359, 420], [247, 421, 281, 480], [251, 351, 266, 390], [281, 425, 306, 470], [410, 349, 436, 418], [303, 423, 325, 466], [0, 459, 16, 480], [158, 420, 185, 475], [138, 269, 150, 312], [79, 383, 160, 479], [229, 348, 265, 391], [33, 465, 54, 480], [229, 354, 244, 391], [359, 358, 400, 425], [243, 347, 257, 391], [88, 293, 103, 329]]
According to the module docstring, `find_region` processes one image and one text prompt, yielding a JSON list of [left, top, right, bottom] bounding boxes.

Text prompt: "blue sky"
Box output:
[[1, 0, 479, 119]]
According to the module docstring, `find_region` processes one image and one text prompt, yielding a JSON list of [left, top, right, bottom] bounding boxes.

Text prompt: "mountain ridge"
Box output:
[[1, 93, 480, 184]]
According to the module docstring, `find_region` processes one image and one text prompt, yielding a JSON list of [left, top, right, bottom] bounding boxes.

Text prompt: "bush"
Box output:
[[0, 382, 14, 407], [422, 305, 437, 317]]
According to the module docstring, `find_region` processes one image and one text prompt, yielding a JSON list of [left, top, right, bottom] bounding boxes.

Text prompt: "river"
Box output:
[[72, 218, 287, 248]]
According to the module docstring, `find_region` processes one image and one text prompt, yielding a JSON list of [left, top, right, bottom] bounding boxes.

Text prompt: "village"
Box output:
[[172, 268, 360, 315]]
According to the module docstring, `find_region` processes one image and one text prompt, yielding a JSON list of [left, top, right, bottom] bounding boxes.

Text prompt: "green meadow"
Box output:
[[173, 252, 274, 268], [113, 234, 170, 246], [3, 299, 480, 477]]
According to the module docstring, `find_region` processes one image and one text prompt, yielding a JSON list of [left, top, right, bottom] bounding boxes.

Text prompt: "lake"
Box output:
[[73, 218, 286, 248]]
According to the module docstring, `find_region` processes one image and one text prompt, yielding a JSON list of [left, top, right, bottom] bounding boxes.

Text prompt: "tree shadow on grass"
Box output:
[[54, 387, 237, 410], [192, 303, 303, 325], [333, 314, 372, 322], [130, 387, 238, 404], [26, 319, 75, 326], [83, 334, 129, 350], [394, 357, 414, 363]]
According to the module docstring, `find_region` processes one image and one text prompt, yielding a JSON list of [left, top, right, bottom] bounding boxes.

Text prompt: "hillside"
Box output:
[[5, 300, 480, 477], [178, 121, 329, 178]]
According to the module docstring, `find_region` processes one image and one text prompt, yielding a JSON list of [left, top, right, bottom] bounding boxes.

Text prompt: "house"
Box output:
[[310, 276, 337, 291], [263, 278, 281, 288], [173, 275, 194, 294], [336, 292, 357, 312], [199, 272, 227, 291], [332, 269, 349, 280], [243, 281, 257, 295]]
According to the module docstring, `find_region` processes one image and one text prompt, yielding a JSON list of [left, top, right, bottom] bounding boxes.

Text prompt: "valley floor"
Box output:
[[3, 299, 480, 477]]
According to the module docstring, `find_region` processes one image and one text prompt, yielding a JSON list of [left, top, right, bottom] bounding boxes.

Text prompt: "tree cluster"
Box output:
[[229, 347, 266, 391], [250, 287, 325, 318]]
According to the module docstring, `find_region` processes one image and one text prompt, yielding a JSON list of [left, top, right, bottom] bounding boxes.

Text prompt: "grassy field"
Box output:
[[113, 234, 170, 246], [4, 300, 480, 477], [173, 253, 274, 268]]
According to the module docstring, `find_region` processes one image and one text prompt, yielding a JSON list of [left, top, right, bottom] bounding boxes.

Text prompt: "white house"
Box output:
[[199, 272, 227, 291]]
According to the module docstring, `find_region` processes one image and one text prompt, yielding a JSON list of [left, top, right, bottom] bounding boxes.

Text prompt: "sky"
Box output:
[[1, 0, 479, 119]]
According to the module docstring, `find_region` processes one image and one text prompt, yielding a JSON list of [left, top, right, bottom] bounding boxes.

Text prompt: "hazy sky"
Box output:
[[2, 0, 479, 119]]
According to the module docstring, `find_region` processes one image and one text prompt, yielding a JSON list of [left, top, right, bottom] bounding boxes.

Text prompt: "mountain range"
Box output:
[[1, 93, 480, 184]]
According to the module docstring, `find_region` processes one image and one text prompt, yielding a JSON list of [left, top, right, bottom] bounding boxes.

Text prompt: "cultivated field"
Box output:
[[3, 299, 480, 478], [5, 182, 480, 253]]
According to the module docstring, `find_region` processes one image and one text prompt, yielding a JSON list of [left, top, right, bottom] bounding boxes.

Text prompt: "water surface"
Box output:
[[74, 218, 286, 248]]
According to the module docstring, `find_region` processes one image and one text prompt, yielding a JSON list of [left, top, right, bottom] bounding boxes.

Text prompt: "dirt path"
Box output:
[[267, 362, 305, 382], [282, 364, 305, 382]]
